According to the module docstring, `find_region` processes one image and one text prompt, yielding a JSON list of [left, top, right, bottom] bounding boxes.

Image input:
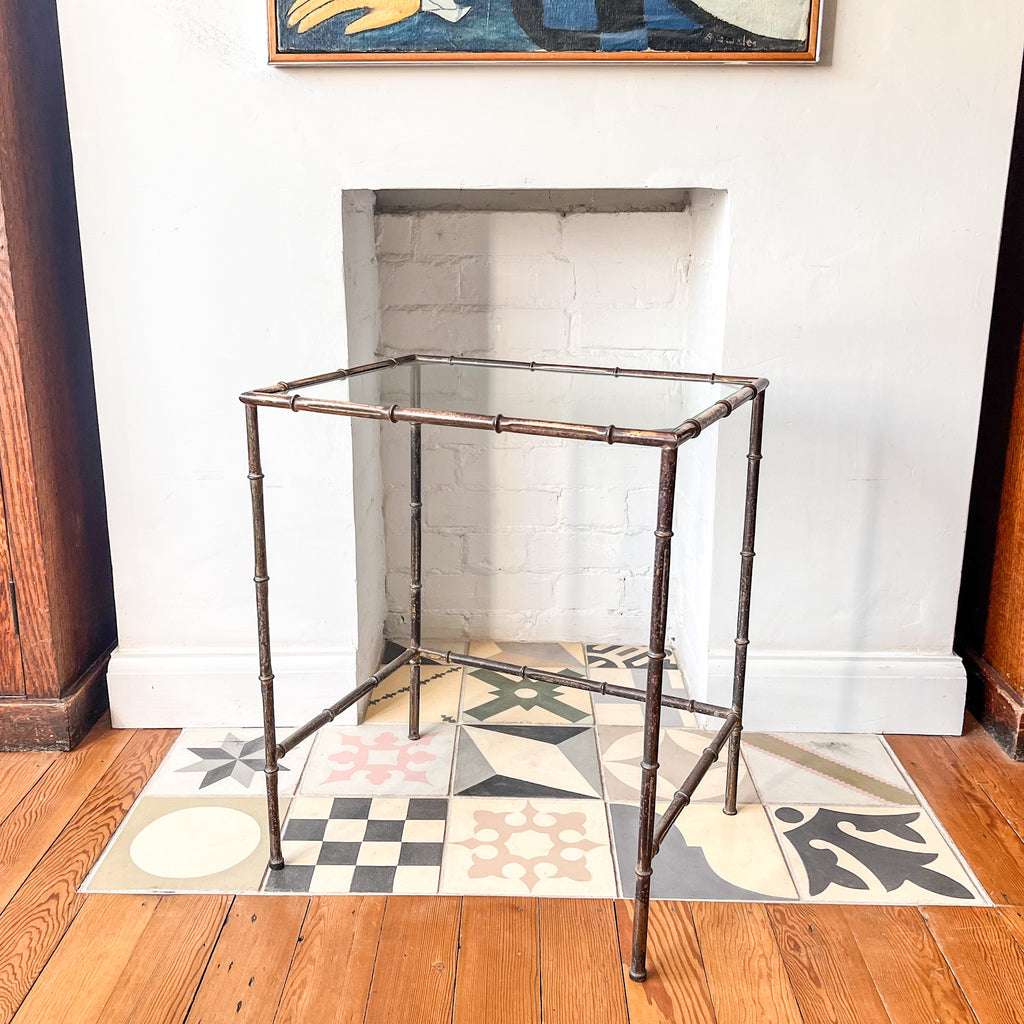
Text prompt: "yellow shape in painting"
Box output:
[[287, 0, 420, 34]]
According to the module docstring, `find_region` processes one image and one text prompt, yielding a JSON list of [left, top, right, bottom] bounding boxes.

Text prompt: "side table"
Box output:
[[240, 354, 767, 982]]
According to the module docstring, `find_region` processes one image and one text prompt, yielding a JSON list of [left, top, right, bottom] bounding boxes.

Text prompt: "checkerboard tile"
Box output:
[[265, 796, 448, 894]]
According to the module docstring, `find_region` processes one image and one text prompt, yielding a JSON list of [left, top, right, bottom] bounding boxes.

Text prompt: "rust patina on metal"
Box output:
[[241, 352, 767, 983]]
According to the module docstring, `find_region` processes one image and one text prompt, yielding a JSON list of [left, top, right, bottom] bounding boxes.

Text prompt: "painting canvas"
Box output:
[[268, 0, 821, 63]]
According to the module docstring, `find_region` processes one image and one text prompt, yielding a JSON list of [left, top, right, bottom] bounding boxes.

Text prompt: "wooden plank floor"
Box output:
[[3, 714, 1024, 1023]]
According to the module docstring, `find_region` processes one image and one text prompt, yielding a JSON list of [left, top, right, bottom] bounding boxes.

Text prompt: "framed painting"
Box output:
[[268, 0, 822, 63]]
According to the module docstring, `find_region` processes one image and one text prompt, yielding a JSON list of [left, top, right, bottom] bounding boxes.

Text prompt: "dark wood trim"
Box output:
[[0, 645, 112, 751], [962, 645, 1024, 762], [0, 1, 117, 743], [957, 60, 1024, 652]]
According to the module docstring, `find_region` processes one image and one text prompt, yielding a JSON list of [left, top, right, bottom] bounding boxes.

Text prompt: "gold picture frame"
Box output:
[[268, 0, 822, 64]]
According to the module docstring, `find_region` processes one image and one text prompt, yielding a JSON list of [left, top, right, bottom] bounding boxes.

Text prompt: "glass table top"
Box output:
[[259, 357, 755, 437]]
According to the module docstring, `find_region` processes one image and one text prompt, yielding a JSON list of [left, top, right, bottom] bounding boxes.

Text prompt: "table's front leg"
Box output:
[[724, 390, 765, 815], [630, 444, 678, 983], [246, 405, 284, 870]]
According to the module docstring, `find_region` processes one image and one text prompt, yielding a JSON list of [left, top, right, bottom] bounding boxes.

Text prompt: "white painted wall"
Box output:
[[54, 0, 1024, 731]]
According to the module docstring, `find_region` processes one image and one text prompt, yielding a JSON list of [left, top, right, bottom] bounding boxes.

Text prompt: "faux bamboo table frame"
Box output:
[[240, 353, 767, 982]]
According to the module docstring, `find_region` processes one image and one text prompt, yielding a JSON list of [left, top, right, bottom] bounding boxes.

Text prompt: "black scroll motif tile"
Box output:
[[771, 805, 985, 904], [585, 644, 678, 672]]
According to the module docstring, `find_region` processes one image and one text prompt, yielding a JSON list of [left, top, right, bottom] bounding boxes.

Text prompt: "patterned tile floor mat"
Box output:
[[82, 641, 988, 906]]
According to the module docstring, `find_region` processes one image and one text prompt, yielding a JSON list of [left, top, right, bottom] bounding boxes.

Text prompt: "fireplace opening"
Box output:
[[342, 188, 730, 696]]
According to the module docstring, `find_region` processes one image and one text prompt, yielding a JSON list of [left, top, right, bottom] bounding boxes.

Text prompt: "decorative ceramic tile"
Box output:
[[299, 724, 455, 796], [744, 733, 918, 806], [265, 796, 447, 894], [442, 798, 615, 897], [771, 804, 986, 905], [84, 796, 275, 893], [467, 640, 587, 676], [454, 724, 602, 799], [588, 669, 694, 727], [461, 668, 593, 725], [598, 726, 757, 805], [364, 663, 464, 725], [585, 644, 678, 673], [381, 638, 467, 667], [610, 802, 798, 901], [143, 729, 312, 797]]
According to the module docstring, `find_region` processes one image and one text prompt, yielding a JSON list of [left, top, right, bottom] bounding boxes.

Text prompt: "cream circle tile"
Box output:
[[129, 806, 261, 879]]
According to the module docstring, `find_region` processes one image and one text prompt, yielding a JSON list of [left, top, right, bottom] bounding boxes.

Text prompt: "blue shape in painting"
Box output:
[[600, 29, 648, 51], [643, 0, 698, 31], [542, 0, 597, 32]]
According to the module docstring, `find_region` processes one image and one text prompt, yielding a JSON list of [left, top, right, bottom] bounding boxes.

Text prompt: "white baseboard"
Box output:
[[705, 651, 967, 734], [107, 648, 361, 729]]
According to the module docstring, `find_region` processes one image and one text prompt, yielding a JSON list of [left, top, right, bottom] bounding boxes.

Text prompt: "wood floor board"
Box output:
[[0, 717, 131, 915], [453, 897, 540, 1024], [767, 904, 890, 1024], [539, 898, 628, 1024], [614, 900, 716, 1024], [944, 718, 1024, 841], [184, 895, 308, 1024], [994, 905, 1024, 950], [10, 894, 158, 1024], [690, 902, 802, 1024], [0, 727, 175, 1024], [923, 906, 1024, 1024], [94, 894, 232, 1024], [274, 896, 386, 1024], [843, 905, 979, 1024], [887, 733, 1024, 904], [364, 896, 462, 1024], [0, 750, 58, 827]]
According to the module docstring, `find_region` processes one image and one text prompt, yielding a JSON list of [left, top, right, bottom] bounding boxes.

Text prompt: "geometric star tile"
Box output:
[[265, 795, 447, 894], [143, 728, 313, 797], [364, 663, 464, 725], [82, 795, 274, 893], [585, 643, 678, 672], [770, 804, 987, 905], [454, 724, 602, 798], [597, 726, 757, 805], [441, 797, 615, 897], [610, 802, 798, 901], [587, 668, 694, 726], [461, 668, 593, 725], [299, 724, 455, 797], [743, 733, 918, 806]]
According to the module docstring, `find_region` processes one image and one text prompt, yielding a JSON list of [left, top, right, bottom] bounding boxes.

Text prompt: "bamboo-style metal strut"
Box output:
[[246, 405, 284, 870], [725, 388, 766, 815], [241, 352, 767, 985], [416, 647, 731, 718], [653, 712, 741, 851], [629, 445, 678, 983], [276, 646, 417, 757], [408, 361, 423, 741]]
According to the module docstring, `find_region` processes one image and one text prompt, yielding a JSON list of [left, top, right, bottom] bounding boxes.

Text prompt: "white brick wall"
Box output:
[[375, 202, 726, 646]]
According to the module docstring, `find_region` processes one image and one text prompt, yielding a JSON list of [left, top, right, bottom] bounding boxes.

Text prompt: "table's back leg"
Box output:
[[724, 390, 765, 816], [408, 420, 423, 741], [246, 405, 284, 870], [630, 444, 678, 984]]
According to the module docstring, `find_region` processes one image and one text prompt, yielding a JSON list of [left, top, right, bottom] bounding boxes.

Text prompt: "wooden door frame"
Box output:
[[956, 54, 1024, 759]]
